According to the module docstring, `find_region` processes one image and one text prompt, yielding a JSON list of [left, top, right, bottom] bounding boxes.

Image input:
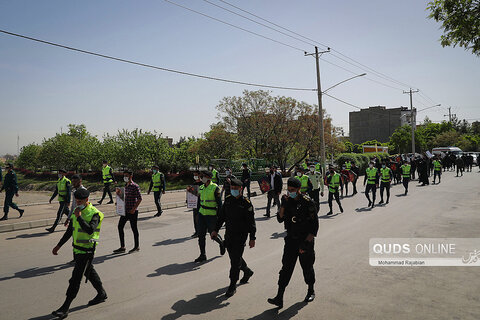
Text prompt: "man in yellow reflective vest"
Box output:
[[195, 170, 225, 262], [326, 166, 344, 215], [148, 165, 166, 217], [345, 160, 352, 171], [209, 164, 219, 185], [378, 162, 393, 205], [46, 169, 71, 233], [98, 160, 116, 205], [401, 160, 412, 195], [363, 162, 379, 208], [295, 167, 312, 195], [432, 156, 442, 184], [51, 188, 107, 319]]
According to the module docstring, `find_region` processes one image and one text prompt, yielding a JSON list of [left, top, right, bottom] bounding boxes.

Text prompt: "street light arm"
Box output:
[[322, 73, 366, 94], [418, 104, 441, 113]]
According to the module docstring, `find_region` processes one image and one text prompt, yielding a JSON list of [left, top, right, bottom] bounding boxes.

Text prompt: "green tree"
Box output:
[[427, 0, 480, 56], [432, 130, 461, 147], [15, 143, 42, 170]]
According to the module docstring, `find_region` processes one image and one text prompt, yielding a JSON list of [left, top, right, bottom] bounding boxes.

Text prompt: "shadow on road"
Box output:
[[28, 303, 91, 320], [153, 236, 193, 247], [354, 207, 373, 213], [395, 194, 407, 197], [255, 216, 273, 222], [161, 287, 229, 320], [270, 231, 287, 239], [247, 301, 306, 320], [6, 230, 52, 240], [319, 213, 340, 219], [147, 256, 219, 278]]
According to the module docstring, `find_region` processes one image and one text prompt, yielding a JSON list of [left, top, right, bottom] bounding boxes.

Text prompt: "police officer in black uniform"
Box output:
[[268, 177, 319, 308], [0, 163, 24, 220], [211, 178, 256, 298]]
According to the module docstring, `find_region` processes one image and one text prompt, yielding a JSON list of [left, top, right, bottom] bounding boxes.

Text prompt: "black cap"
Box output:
[[74, 188, 89, 199], [230, 178, 243, 186], [152, 165, 159, 169], [71, 174, 82, 180], [6, 163, 13, 168], [242, 163, 247, 166], [59, 169, 67, 173], [287, 177, 301, 188], [202, 171, 213, 178]]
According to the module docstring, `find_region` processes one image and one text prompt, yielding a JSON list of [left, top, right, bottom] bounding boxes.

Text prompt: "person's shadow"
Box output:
[[247, 301, 307, 320], [270, 231, 287, 239], [6, 230, 51, 240], [319, 213, 340, 219], [161, 287, 230, 320], [147, 257, 219, 278], [153, 236, 192, 246], [355, 207, 373, 213]]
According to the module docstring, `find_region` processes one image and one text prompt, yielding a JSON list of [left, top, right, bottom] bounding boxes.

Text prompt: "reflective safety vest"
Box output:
[[211, 169, 219, 184], [328, 173, 341, 193], [433, 160, 442, 171], [102, 165, 113, 184], [366, 167, 378, 185], [199, 182, 219, 216], [401, 164, 411, 178], [72, 203, 104, 254], [307, 172, 323, 190], [296, 175, 310, 193], [380, 167, 391, 183], [345, 161, 352, 170], [57, 176, 71, 202], [302, 162, 308, 170], [315, 163, 321, 172], [152, 172, 164, 192]]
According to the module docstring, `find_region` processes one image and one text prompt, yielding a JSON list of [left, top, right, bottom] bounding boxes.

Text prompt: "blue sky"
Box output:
[[1, 0, 479, 155]]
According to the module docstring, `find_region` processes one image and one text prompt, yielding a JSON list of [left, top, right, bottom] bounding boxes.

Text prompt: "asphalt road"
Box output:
[[1, 170, 479, 320]]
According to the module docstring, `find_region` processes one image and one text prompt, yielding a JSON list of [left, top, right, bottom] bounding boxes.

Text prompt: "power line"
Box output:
[[0, 29, 316, 91], [163, 0, 306, 52], [216, 0, 415, 90]]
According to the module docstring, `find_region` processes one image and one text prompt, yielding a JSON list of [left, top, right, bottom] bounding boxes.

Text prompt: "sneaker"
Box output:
[[113, 247, 126, 254], [45, 227, 54, 233], [240, 269, 254, 284], [52, 309, 68, 319], [191, 232, 198, 238], [267, 296, 283, 308], [340, 206, 344, 213], [97, 200, 103, 205], [128, 247, 140, 254], [326, 211, 333, 216], [368, 201, 372, 207], [304, 290, 315, 303], [378, 200, 384, 205], [194, 255, 207, 263], [88, 292, 108, 306], [263, 213, 270, 218]]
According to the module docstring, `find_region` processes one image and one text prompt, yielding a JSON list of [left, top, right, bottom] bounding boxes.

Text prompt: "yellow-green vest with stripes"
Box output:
[[199, 182, 219, 216], [72, 203, 104, 254], [57, 176, 71, 202], [102, 165, 113, 183], [152, 172, 164, 192]]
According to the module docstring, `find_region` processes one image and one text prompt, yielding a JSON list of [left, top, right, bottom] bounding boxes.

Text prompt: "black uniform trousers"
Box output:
[[192, 208, 199, 234], [118, 211, 139, 248], [380, 182, 390, 202], [308, 189, 320, 212], [243, 182, 251, 199], [66, 253, 104, 300], [402, 177, 410, 193], [197, 213, 223, 255], [100, 183, 113, 202], [50, 201, 70, 231], [278, 236, 315, 289], [153, 191, 163, 214], [225, 233, 249, 283], [266, 190, 280, 215], [352, 178, 358, 194], [328, 191, 342, 212], [3, 190, 20, 216], [365, 184, 376, 203], [433, 170, 441, 183]]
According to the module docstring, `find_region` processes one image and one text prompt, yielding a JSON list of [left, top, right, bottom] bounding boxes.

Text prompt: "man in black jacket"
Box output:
[[211, 178, 256, 298], [268, 177, 318, 308], [241, 163, 252, 199], [264, 166, 283, 217], [0, 163, 24, 220]]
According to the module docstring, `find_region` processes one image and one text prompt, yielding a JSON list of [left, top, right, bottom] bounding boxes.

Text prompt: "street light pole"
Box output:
[[404, 88, 419, 154]]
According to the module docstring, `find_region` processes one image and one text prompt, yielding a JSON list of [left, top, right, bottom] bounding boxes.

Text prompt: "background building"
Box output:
[[349, 106, 416, 144]]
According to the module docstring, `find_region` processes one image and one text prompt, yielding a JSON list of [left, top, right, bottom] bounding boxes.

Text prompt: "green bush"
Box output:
[[335, 152, 390, 175]]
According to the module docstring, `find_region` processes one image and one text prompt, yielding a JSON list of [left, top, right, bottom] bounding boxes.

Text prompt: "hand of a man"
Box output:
[[249, 240, 255, 248], [74, 207, 82, 218], [305, 234, 314, 242], [52, 245, 60, 255], [64, 219, 70, 227], [210, 231, 218, 239]]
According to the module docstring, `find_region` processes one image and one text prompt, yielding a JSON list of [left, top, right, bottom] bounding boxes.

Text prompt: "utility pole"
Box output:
[[403, 88, 419, 154], [444, 107, 454, 122], [17, 134, 19, 155], [305, 46, 330, 174]]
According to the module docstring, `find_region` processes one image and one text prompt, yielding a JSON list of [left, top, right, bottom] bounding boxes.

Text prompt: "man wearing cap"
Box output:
[[363, 162, 379, 208], [307, 164, 323, 212], [211, 178, 256, 297], [51, 188, 107, 319], [268, 177, 318, 308], [98, 160, 116, 205], [195, 171, 225, 262], [295, 167, 313, 196], [148, 165, 166, 217], [0, 163, 24, 221], [264, 166, 283, 218], [326, 166, 344, 215], [46, 169, 71, 233], [221, 167, 236, 200], [64, 174, 87, 265]]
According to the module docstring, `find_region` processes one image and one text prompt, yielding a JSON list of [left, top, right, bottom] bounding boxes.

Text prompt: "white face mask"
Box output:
[[124, 176, 129, 182], [193, 176, 199, 181], [309, 168, 314, 172], [296, 172, 302, 177], [369, 164, 373, 168], [201, 177, 209, 184], [225, 170, 231, 176], [58, 174, 63, 179]]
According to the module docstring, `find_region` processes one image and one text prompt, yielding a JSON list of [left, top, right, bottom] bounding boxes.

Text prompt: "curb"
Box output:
[[0, 201, 188, 233]]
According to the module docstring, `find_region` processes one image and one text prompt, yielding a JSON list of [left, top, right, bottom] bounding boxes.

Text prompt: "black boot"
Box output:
[[0, 215, 7, 221], [88, 291, 108, 306], [240, 269, 254, 284], [52, 297, 73, 319], [18, 209, 24, 218], [225, 283, 236, 298], [304, 284, 315, 303], [267, 287, 284, 308], [194, 254, 206, 263]]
